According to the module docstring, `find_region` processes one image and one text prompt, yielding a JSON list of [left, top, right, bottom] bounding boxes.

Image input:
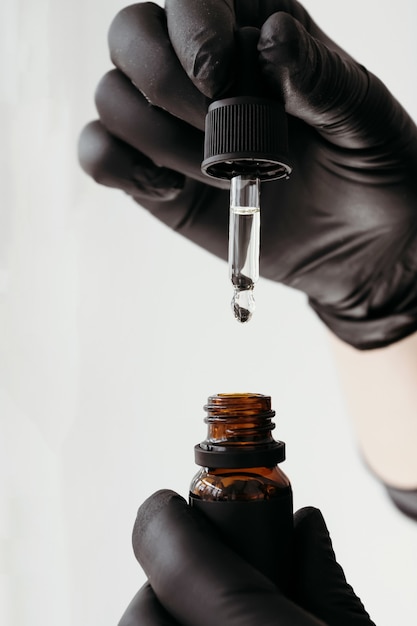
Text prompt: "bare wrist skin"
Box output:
[[329, 330, 417, 489]]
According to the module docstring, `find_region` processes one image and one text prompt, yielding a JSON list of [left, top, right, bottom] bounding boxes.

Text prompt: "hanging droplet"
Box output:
[[232, 288, 255, 323]]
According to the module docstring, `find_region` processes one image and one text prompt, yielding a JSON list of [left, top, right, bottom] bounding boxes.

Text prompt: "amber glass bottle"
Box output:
[[189, 393, 293, 591]]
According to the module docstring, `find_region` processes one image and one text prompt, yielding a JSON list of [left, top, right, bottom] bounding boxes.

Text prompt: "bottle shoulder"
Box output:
[[190, 465, 291, 501]]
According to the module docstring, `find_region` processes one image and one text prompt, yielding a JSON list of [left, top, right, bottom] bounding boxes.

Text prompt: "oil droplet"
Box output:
[[232, 288, 255, 323]]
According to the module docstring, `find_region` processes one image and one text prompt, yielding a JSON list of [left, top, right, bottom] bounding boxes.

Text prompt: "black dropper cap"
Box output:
[[201, 28, 292, 182]]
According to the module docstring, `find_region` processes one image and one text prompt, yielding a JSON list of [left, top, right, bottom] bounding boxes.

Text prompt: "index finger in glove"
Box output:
[[293, 508, 376, 626], [133, 490, 325, 626], [259, 10, 415, 154]]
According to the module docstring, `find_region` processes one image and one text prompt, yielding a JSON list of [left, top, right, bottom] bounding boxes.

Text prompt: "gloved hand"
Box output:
[[118, 490, 375, 626], [78, 0, 417, 350]]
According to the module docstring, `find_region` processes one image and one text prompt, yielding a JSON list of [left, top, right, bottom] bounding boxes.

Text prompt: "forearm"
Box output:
[[329, 330, 417, 489]]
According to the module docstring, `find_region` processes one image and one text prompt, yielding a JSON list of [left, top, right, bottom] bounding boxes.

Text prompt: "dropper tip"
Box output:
[[232, 288, 255, 323]]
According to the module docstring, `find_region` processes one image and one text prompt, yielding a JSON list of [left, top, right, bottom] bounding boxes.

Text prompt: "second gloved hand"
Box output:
[[79, 0, 417, 350]]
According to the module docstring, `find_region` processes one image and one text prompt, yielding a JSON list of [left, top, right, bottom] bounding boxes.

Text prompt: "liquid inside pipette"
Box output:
[[229, 176, 260, 323]]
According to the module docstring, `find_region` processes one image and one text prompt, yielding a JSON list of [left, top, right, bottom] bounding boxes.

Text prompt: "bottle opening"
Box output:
[[205, 393, 274, 418]]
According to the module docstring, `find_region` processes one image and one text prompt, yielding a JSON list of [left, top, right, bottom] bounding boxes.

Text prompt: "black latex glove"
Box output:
[[78, 0, 417, 350], [118, 490, 375, 626]]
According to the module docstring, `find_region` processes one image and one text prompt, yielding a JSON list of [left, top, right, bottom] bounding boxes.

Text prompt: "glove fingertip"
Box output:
[[132, 490, 186, 560], [259, 11, 308, 71], [165, 0, 235, 99], [294, 506, 335, 561], [294, 506, 329, 533], [78, 120, 110, 182]]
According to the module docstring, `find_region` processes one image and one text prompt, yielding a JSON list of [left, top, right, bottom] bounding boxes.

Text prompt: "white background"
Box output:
[[1, 1, 417, 624]]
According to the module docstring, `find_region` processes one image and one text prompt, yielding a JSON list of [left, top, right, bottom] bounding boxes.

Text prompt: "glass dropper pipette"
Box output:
[[229, 175, 260, 322], [201, 27, 292, 323]]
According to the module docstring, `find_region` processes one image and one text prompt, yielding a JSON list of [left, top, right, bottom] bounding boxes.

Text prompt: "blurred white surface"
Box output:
[[1, 1, 417, 625]]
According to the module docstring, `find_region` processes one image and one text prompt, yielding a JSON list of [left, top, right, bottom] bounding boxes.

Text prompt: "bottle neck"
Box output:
[[195, 394, 285, 469], [204, 393, 276, 446]]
